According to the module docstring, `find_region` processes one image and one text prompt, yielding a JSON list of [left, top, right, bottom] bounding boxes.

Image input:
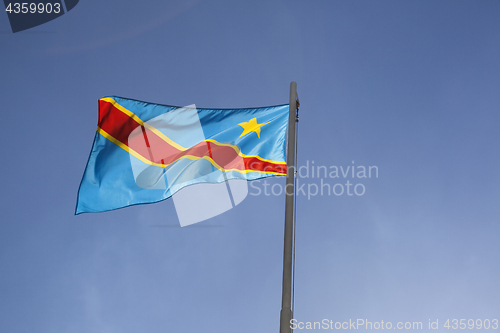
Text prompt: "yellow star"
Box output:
[[238, 118, 270, 138]]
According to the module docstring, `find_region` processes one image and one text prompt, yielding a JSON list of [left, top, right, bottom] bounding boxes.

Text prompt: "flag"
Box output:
[[75, 96, 289, 214]]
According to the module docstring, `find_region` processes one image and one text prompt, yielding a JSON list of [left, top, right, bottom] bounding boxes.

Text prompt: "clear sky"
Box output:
[[1, 1, 500, 332]]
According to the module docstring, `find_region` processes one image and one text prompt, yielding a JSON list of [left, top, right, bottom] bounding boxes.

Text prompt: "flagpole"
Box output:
[[280, 81, 298, 333]]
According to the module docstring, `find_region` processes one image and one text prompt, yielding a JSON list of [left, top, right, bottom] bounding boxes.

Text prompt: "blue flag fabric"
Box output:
[[76, 96, 289, 214]]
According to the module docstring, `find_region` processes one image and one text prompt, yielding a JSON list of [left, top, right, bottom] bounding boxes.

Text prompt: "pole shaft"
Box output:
[[280, 81, 297, 333]]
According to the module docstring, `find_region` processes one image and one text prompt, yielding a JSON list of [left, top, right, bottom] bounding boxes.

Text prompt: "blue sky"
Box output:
[[1, 1, 500, 332]]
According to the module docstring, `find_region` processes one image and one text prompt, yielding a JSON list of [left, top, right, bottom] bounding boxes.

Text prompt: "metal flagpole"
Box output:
[[280, 81, 298, 333]]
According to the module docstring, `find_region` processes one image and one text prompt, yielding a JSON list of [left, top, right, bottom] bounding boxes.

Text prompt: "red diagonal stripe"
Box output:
[[98, 99, 286, 174]]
